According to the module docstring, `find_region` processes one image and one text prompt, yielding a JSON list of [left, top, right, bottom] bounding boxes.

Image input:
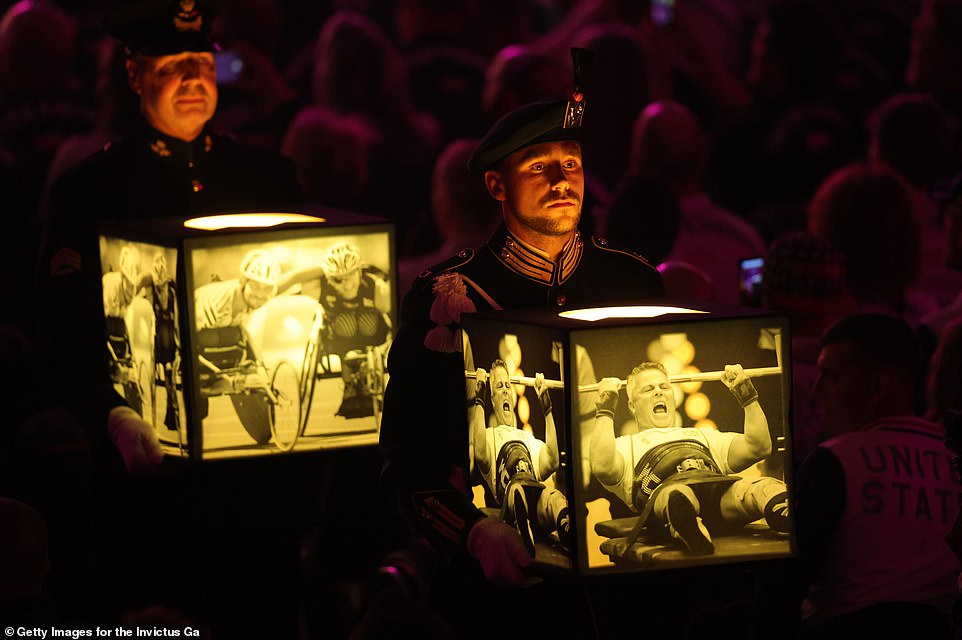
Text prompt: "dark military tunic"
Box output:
[[38, 120, 302, 434], [36, 120, 306, 629], [379, 222, 665, 558]]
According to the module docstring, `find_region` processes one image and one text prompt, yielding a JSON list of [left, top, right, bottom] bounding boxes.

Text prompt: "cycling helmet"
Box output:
[[322, 241, 361, 277], [240, 249, 281, 286], [151, 253, 169, 286], [119, 245, 140, 284]]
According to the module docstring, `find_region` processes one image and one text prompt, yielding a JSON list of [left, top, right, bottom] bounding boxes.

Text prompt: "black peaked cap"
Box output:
[[105, 0, 226, 56]]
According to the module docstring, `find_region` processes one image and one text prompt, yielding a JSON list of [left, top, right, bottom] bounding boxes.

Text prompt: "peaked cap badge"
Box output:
[[174, 0, 202, 32]]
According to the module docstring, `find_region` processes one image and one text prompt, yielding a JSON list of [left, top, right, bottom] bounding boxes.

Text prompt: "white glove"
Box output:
[[107, 405, 164, 476], [466, 517, 540, 588]]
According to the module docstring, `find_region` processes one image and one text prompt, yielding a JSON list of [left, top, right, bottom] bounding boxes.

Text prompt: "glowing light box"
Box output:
[[98, 211, 394, 460], [460, 303, 794, 576]]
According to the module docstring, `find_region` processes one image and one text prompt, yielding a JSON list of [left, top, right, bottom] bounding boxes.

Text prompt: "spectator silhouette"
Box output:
[[397, 138, 500, 297], [868, 92, 962, 308], [310, 10, 440, 253], [906, 0, 962, 120], [605, 174, 681, 268], [809, 163, 937, 323], [281, 105, 375, 211], [573, 22, 650, 193], [630, 99, 766, 304], [761, 230, 856, 463], [795, 313, 958, 639], [481, 44, 569, 124]]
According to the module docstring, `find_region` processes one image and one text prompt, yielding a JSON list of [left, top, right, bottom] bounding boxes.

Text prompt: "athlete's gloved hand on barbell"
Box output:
[[595, 377, 620, 419], [473, 367, 490, 409], [721, 364, 758, 408], [534, 372, 551, 416]]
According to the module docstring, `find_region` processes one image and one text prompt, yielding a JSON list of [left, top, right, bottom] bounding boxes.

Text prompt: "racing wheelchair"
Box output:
[[106, 296, 156, 429], [299, 305, 390, 426]]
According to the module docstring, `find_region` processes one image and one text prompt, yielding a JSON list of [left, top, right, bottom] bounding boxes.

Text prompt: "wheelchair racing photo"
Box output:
[[100, 231, 393, 460]]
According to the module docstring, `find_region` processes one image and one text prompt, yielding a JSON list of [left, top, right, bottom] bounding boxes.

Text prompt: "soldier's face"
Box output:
[[128, 52, 217, 141], [491, 366, 516, 426], [486, 141, 583, 240], [328, 269, 361, 301], [627, 368, 676, 429]]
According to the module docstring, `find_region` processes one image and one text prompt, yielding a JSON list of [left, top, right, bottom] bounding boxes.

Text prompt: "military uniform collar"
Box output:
[[488, 223, 584, 286], [138, 121, 214, 163]]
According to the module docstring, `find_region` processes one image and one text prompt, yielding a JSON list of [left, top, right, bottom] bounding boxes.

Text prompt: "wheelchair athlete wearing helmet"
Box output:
[[590, 362, 789, 556], [102, 244, 147, 317], [315, 241, 391, 418], [194, 249, 282, 330]]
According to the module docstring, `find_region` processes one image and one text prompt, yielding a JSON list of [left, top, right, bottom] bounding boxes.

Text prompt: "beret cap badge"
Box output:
[[173, 0, 202, 32]]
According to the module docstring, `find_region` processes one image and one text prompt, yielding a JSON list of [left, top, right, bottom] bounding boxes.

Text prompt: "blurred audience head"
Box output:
[[906, 0, 962, 114], [815, 313, 924, 438], [868, 92, 957, 189], [0, 0, 77, 96], [747, 0, 847, 106], [282, 106, 374, 210], [313, 10, 407, 120], [762, 230, 857, 336], [482, 45, 569, 123], [213, 0, 283, 56], [809, 163, 922, 311], [630, 100, 705, 195], [431, 138, 500, 244], [605, 175, 681, 265], [573, 22, 649, 191]]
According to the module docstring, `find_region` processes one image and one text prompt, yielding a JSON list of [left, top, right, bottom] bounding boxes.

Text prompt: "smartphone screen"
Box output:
[[739, 257, 764, 307]]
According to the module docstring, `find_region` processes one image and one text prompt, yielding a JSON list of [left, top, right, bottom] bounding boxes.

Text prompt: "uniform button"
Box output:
[[192, 180, 204, 193], [598, 237, 607, 246], [501, 248, 510, 259], [458, 250, 469, 258], [555, 293, 566, 306]]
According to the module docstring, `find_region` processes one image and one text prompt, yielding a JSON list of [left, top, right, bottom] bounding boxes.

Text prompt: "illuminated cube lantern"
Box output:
[[98, 211, 395, 460], [460, 303, 794, 576]]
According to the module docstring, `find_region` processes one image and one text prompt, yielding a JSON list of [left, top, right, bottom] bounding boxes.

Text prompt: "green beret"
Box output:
[[105, 0, 226, 56], [468, 100, 582, 171]]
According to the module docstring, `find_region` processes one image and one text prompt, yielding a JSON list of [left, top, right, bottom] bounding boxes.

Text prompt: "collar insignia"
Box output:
[[494, 229, 583, 286], [150, 139, 171, 157]]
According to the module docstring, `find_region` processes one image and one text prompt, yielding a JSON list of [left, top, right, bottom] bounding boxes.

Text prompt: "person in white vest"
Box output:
[[796, 313, 961, 638]]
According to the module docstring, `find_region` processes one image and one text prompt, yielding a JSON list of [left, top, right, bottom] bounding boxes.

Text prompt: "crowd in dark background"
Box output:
[[2, 0, 962, 637]]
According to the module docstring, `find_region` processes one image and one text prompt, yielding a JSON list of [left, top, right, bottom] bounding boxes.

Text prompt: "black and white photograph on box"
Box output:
[[186, 230, 393, 458], [573, 319, 793, 572], [465, 326, 573, 570], [99, 236, 186, 456]]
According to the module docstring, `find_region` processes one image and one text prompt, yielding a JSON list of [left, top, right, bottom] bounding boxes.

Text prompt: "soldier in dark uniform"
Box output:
[[378, 52, 666, 638], [35, 1, 305, 633]]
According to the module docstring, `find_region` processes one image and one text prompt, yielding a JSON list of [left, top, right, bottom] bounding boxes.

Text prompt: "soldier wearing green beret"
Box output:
[[378, 50, 665, 637]]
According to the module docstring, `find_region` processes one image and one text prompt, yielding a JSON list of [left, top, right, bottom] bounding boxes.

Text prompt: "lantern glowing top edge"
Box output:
[[558, 305, 708, 322], [184, 213, 326, 230]]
